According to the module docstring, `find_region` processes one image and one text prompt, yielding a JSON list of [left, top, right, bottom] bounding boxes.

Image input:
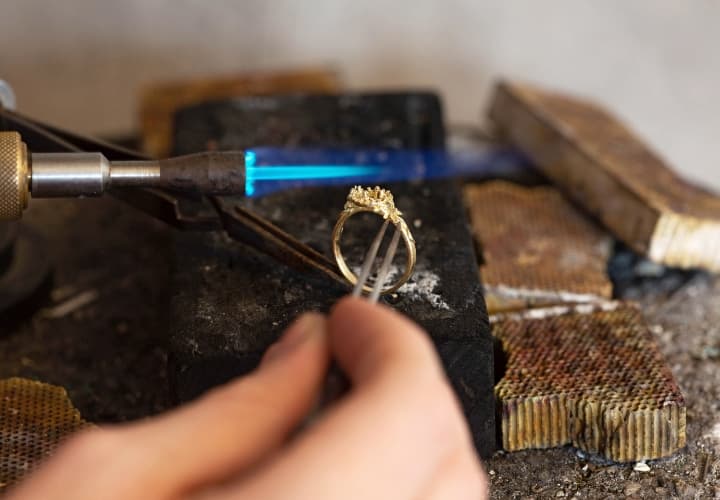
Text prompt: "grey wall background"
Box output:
[[1, 0, 718, 187]]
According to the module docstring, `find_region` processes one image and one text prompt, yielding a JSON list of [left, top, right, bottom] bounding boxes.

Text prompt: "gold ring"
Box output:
[[332, 186, 416, 294]]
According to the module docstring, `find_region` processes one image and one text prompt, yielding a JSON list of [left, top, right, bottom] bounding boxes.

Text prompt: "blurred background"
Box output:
[[1, 0, 718, 187]]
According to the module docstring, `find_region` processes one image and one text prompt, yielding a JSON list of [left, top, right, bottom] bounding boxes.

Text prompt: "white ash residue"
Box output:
[[399, 269, 450, 310], [349, 264, 450, 310], [363, 265, 449, 310]]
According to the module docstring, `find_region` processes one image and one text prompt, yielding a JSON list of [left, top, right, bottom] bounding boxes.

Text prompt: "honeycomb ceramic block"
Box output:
[[492, 303, 686, 462], [465, 180, 612, 313], [490, 80, 720, 272], [0, 378, 88, 488]]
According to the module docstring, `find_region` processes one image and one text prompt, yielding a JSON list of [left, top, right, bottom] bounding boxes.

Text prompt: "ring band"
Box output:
[[332, 186, 416, 294]]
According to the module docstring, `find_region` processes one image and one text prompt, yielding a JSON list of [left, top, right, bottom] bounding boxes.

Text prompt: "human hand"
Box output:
[[8, 297, 487, 499]]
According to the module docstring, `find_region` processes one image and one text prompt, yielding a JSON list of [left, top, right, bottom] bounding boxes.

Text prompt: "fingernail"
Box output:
[[262, 313, 323, 365]]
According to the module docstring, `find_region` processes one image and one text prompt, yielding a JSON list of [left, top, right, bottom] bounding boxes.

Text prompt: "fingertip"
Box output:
[[329, 295, 370, 318], [287, 311, 327, 337], [329, 295, 421, 336], [261, 312, 327, 366], [327, 295, 439, 384]]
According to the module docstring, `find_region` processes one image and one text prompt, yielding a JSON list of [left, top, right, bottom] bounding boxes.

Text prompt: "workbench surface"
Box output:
[[2, 196, 718, 498]]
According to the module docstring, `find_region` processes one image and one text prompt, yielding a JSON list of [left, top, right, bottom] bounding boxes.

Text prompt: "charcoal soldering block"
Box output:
[[168, 92, 495, 457]]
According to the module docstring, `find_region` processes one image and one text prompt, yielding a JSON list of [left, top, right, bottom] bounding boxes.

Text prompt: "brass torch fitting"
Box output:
[[0, 132, 29, 219]]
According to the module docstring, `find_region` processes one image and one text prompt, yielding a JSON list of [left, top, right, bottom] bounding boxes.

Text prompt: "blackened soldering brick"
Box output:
[[172, 93, 446, 153], [168, 92, 495, 458]]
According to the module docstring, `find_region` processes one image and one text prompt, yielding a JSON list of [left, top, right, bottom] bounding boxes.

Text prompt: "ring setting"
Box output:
[[332, 186, 416, 295], [345, 185, 403, 223]]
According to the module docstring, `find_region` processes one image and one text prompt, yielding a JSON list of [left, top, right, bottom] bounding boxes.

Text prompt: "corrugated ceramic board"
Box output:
[[465, 180, 612, 313], [492, 303, 686, 462], [0, 378, 88, 489], [490, 80, 720, 272]]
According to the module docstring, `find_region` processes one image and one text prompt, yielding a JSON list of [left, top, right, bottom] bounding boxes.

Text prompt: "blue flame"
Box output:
[[244, 147, 528, 197], [245, 150, 256, 196]]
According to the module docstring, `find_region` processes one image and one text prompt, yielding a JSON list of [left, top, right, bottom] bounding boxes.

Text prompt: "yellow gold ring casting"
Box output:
[[332, 186, 416, 295]]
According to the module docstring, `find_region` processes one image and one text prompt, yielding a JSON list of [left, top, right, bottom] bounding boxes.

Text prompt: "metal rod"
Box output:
[[352, 219, 390, 297], [368, 227, 401, 303], [110, 161, 161, 187]]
